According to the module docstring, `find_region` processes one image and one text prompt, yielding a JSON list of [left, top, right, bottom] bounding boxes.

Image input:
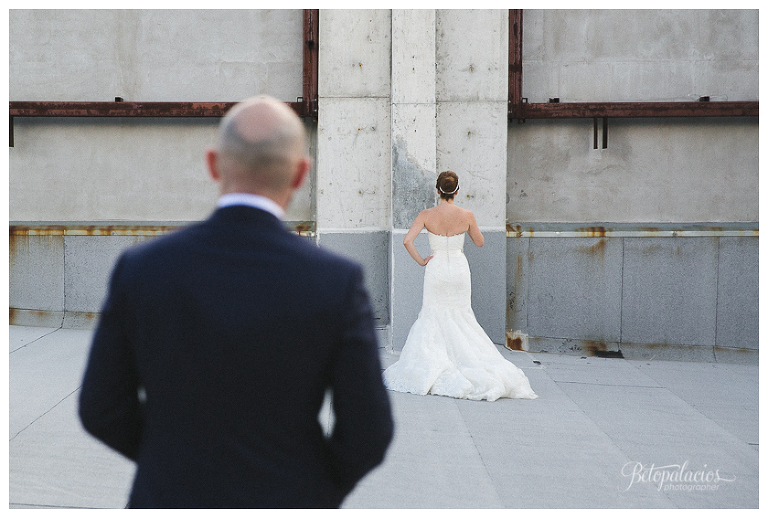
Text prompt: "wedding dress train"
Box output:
[[383, 232, 537, 401]]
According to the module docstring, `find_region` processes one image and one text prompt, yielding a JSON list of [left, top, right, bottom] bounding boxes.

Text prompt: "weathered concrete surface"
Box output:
[[622, 238, 718, 347], [9, 234, 65, 317], [522, 10, 758, 103], [318, 10, 391, 100], [391, 9, 436, 105], [391, 129, 436, 229], [715, 237, 759, 351], [436, 9, 508, 103], [316, 97, 391, 230], [507, 117, 758, 224], [435, 9, 508, 228], [317, 10, 391, 231], [526, 237, 623, 344], [391, 231, 428, 351], [437, 101, 508, 227], [10, 118, 220, 222], [507, 233, 758, 363], [391, 9, 437, 229], [9, 10, 311, 223], [9, 9, 759, 362], [316, 231, 391, 328], [10, 10, 304, 102]]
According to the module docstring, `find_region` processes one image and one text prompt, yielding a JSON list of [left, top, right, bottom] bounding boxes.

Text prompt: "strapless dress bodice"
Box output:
[[428, 231, 465, 253]]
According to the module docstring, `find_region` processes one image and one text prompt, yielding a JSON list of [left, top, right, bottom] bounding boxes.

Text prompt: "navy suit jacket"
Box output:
[[79, 206, 394, 508]]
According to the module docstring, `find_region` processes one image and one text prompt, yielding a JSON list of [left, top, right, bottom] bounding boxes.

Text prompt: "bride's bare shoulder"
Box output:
[[419, 206, 440, 219], [458, 205, 476, 219]]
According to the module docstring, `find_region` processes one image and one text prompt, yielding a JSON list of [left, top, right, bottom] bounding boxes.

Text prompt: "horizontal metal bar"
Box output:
[[507, 222, 758, 238], [510, 229, 759, 238], [9, 221, 316, 237], [514, 101, 758, 119], [9, 101, 306, 118]]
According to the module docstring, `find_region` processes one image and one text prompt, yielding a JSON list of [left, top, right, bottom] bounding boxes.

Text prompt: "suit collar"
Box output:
[[216, 193, 285, 220], [210, 205, 285, 231]]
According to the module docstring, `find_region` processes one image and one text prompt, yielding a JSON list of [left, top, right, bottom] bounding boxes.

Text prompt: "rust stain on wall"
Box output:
[[577, 238, 606, 259], [575, 226, 607, 238], [10, 224, 181, 236], [581, 340, 607, 355], [506, 335, 524, 350], [9, 308, 49, 326], [507, 223, 523, 237]]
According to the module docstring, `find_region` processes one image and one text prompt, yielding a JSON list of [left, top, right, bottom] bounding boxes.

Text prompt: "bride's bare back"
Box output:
[[403, 199, 484, 266]]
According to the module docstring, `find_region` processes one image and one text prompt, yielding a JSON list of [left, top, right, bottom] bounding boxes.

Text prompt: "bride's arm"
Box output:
[[403, 211, 432, 266], [467, 211, 485, 247]]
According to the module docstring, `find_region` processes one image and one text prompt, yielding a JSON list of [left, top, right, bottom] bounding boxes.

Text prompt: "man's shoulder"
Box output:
[[115, 221, 207, 274]]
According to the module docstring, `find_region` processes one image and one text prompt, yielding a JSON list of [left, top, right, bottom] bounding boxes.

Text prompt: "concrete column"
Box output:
[[391, 10, 509, 349], [435, 10, 509, 345], [316, 10, 392, 330], [390, 10, 438, 350], [317, 9, 509, 350]]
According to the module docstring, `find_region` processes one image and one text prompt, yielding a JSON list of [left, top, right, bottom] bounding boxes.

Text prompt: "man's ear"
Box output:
[[206, 149, 220, 182], [291, 157, 311, 190]]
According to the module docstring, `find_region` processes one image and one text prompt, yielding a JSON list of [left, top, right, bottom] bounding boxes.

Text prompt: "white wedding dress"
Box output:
[[383, 232, 537, 401]]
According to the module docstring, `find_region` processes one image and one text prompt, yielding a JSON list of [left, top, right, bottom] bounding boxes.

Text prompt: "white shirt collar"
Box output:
[[216, 193, 285, 220]]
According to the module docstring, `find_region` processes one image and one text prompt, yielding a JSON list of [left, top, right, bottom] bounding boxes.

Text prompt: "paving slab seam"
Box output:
[[9, 327, 63, 353], [10, 387, 80, 441], [623, 360, 759, 447], [454, 399, 507, 507], [554, 380, 665, 389]]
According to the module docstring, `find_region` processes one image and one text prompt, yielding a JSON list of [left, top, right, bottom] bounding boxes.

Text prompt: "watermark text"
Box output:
[[621, 460, 736, 492]]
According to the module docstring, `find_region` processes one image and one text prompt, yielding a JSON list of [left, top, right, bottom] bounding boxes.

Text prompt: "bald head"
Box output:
[[208, 95, 309, 203]]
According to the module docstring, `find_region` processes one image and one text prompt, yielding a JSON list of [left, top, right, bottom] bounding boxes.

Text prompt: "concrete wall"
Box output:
[[506, 10, 758, 361], [10, 233, 154, 328], [509, 9, 758, 224], [9, 9, 313, 327], [9, 9, 759, 362], [522, 10, 758, 103], [317, 10, 510, 349], [507, 231, 758, 362], [507, 117, 758, 224], [10, 9, 310, 223], [10, 10, 304, 103]]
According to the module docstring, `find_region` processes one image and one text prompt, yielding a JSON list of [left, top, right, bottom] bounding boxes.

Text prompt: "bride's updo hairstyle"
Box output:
[[436, 170, 459, 201]]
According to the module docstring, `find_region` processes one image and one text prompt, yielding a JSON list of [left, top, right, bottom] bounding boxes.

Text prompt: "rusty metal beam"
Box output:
[[508, 9, 523, 120], [10, 220, 316, 237], [10, 101, 235, 118], [302, 9, 319, 118], [9, 100, 307, 118], [517, 101, 758, 119]]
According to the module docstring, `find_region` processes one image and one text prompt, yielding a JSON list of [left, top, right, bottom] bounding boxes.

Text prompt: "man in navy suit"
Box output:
[[79, 95, 394, 508]]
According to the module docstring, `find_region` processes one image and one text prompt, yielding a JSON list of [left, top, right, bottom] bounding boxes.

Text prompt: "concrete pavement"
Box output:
[[9, 325, 759, 508]]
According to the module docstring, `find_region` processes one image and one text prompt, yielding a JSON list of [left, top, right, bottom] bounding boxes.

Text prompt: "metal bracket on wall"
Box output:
[[593, 117, 608, 149]]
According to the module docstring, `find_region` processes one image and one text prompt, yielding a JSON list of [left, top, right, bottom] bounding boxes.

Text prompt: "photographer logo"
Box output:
[[621, 460, 736, 492]]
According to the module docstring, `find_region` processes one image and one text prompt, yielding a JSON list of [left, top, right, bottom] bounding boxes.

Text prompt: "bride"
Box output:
[[383, 171, 537, 401]]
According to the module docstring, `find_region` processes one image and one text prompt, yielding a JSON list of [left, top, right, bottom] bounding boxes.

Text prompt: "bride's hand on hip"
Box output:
[[422, 255, 434, 267]]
